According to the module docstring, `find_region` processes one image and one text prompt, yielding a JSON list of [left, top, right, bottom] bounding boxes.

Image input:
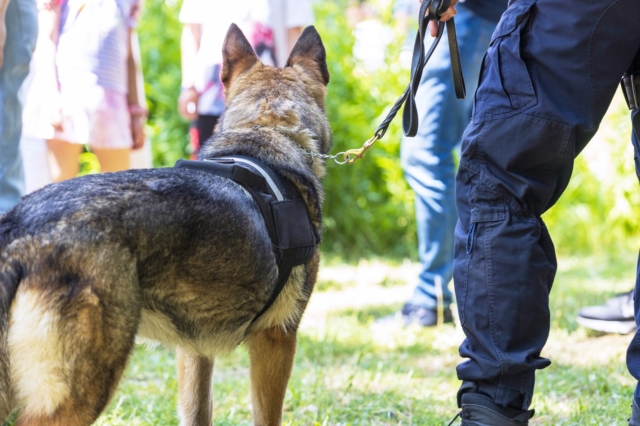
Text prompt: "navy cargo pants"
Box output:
[[453, 0, 640, 410]]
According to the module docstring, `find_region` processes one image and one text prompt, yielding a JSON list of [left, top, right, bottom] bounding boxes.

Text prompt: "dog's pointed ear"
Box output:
[[285, 26, 330, 86], [221, 24, 260, 90]]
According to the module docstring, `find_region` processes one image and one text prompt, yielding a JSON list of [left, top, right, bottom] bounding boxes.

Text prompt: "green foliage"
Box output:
[[78, 151, 101, 176], [138, 0, 191, 167], [315, 1, 418, 259], [543, 95, 640, 257], [54, 255, 635, 425]]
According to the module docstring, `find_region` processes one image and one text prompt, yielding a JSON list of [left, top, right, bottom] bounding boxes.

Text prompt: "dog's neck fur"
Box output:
[[206, 119, 327, 178]]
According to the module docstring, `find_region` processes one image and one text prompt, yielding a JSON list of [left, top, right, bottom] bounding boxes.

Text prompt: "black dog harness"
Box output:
[[175, 156, 317, 323]]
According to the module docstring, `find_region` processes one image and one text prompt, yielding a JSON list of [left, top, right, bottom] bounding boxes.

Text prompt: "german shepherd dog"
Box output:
[[0, 24, 331, 426]]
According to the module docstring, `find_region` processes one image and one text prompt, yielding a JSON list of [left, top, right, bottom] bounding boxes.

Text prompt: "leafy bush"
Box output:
[[138, 0, 191, 167], [543, 95, 640, 257], [314, 1, 418, 259]]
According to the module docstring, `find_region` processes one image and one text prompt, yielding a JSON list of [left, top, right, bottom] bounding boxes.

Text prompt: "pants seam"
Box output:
[[484, 220, 509, 379]]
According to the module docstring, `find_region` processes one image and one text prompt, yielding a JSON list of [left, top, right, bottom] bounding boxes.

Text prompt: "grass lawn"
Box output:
[[31, 253, 630, 425]]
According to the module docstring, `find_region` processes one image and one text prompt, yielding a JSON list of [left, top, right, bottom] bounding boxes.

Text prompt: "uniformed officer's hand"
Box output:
[[419, 0, 459, 36]]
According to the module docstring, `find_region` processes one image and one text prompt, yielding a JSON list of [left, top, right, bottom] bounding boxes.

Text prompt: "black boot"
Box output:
[[449, 382, 534, 426]]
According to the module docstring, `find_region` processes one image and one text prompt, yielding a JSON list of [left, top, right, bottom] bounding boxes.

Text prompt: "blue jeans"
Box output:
[[0, 0, 37, 213], [454, 0, 640, 410], [401, 4, 497, 310]]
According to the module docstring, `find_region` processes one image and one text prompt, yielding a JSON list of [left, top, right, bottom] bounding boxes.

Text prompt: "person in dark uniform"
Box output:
[[429, 0, 640, 424]]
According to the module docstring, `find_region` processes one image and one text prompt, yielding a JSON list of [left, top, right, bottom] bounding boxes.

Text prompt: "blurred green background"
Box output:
[[137, 0, 640, 262]]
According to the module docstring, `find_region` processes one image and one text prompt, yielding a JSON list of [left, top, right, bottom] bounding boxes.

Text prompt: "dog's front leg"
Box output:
[[246, 326, 297, 426], [177, 347, 214, 426]]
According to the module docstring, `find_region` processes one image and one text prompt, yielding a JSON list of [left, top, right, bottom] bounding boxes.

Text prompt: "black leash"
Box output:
[[403, 0, 465, 137], [332, 0, 466, 164]]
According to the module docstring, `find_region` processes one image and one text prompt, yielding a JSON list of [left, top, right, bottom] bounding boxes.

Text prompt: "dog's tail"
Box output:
[[0, 229, 22, 420]]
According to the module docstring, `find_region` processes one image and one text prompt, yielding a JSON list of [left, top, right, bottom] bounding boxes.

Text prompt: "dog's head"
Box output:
[[214, 24, 332, 176]]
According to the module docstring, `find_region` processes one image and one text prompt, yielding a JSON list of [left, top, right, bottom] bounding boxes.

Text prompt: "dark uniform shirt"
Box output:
[[394, 0, 508, 26], [462, 0, 508, 24]]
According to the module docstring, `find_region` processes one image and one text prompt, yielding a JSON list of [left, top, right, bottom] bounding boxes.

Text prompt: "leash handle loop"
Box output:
[[339, 0, 466, 165], [403, 0, 465, 137]]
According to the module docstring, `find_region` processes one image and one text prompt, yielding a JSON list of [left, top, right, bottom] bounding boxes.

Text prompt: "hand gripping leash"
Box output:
[[332, 0, 466, 165]]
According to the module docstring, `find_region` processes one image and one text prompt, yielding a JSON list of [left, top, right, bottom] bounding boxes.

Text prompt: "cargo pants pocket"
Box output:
[[455, 169, 507, 326], [473, 0, 537, 123]]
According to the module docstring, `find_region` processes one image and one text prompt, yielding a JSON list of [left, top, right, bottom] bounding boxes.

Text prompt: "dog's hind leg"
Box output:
[[177, 347, 214, 426], [8, 248, 141, 426], [9, 286, 139, 426], [246, 327, 297, 426]]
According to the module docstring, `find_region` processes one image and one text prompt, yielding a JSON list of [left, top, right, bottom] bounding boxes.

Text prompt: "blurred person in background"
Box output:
[[381, 0, 507, 327], [577, 289, 636, 335], [24, 0, 146, 183], [177, 0, 275, 156], [20, 10, 149, 193], [347, 0, 394, 72], [268, 0, 314, 68], [0, 0, 38, 212]]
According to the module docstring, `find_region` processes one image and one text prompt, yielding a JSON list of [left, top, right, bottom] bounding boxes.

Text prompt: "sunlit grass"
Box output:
[[71, 253, 639, 425], [2, 254, 633, 425]]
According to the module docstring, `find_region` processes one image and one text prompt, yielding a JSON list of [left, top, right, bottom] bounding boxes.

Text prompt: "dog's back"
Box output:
[[0, 167, 279, 421]]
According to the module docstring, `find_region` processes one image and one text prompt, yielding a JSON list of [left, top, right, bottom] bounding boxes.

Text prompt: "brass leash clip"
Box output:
[[335, 133, 381, 165]]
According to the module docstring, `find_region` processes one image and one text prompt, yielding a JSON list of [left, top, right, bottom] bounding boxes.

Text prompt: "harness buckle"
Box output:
[[621, 73, 640, 110]]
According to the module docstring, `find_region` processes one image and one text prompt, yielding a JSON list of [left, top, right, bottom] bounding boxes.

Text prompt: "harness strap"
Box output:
[[222, 157, 285, 201], [174, 158, 281, 249], [174, 157, 316, 324]]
